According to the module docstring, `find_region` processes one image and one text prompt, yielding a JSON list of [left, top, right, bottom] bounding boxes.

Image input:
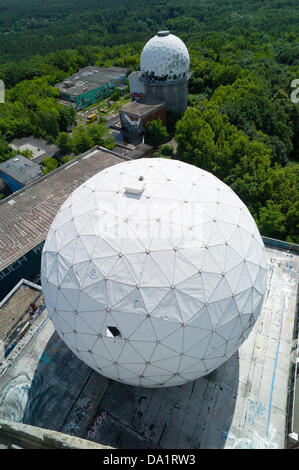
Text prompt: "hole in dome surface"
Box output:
[[106, 326, 122, 339]]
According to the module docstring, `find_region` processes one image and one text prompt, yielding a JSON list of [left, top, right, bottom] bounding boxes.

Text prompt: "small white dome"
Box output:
[[140, 31, 190, 82]]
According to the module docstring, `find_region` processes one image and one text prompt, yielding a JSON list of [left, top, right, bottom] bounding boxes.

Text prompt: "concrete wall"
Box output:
[[144, 80, 188, 115], [0, 419, 112, 449]]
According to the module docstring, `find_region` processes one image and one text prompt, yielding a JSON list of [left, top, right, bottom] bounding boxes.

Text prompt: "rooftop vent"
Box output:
[[124, 177, 145, 196], [157, 31, 170, 37]]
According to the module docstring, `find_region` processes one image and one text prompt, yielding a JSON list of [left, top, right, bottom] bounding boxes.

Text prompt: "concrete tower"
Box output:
[[140, 31, 191, 115]]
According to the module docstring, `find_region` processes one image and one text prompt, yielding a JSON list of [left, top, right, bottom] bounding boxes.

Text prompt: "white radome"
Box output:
[[140, 31, 190, 81], [41, 158, 267, 388]]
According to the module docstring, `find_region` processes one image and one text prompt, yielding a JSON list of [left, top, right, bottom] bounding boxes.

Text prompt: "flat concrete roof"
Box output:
[[55, 66, 127, 97], [0, 246, 297, 449], [120, 100, 165, 118], [0, 149, 123, 273], [10, 137, 60, 164], [0, 155, 42, 186]]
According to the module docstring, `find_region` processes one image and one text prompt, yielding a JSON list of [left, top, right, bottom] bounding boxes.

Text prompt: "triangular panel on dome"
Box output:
[[152, 355, 181, 373], [160, 326, 184, 353], [183, 331, 211, 359], [55, 288, 75, 312], [117, 342, 145, 364], [76, 289, 105, 312], [201, 272, 223, 302], [128, 318, 157, 342], [78, 309, 106, 333], [246, 261, 261, 285], [101, 336, 124, 361], [253, 297, 263, 320], [172, 251, 199, 285], [182, 325, 211, 352], [235, 288, 253, 314], [203, 356, 224, 372], [235, 263, 252, 294], [174, 289, 205, 323], [112, 287, 146, 315], [150, 343, 179, 362], [55, 311, 76, 333], [225, 263, 245, 294], [75, 313, 103, 334], [106, 280, 136, 308], [208, 276, 232, 303], [46, 252, 59, 285], [92, 237, 119, 259], [43, 229, 57, 252], [139, 286, 169, 313], [129, 340, 157, 362], [178, 354, 205, 373], [188, 306, 213, 331], [140, 363, 171, 379], [205, 333, 226, 358], [176, 273, 205, 304], [179, 358, 207, 376], [89, 351, 113, 369], [204, 342, 227, 360], [207, 244, 227, 273], [106, 256, 136, 285], [239, 313, 252, 332], [205, 297, 232, 327], [92, 340, 115, 362], [59, 286, 80, 310], [216, 315, 240, 341], [255, 267, 267, 294], [141, 251, 174, 288], [246, 238, 263, 265], [75, 331, 98, 351], [162, 374, 188, 387], [149, 316, 181, 341], [123, 252, 148, 286], [117, 363, 145, 379], [72, 237, 91, 265], [109, 311, 146, 339], [176, 246, 206, 272], [151, 289, 183, 323], [60, 266, 80, 290]]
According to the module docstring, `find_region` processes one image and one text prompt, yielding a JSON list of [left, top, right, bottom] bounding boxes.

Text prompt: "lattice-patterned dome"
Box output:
[[41, 158, 267, 388], [140, 31, 190, 82]]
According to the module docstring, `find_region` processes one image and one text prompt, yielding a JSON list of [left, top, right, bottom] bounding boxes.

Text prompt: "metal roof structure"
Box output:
[[55, 66, 127, 98], [120, 100, 165, 118], [0, 149, 123, 277], [0, 155, 42, 187]]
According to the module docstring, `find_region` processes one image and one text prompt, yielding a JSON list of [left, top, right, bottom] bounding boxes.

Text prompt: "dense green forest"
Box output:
[[0, 0, 298, 242]]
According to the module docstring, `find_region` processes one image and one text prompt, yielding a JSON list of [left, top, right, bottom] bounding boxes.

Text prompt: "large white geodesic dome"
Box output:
[[140, 31, 190, 82], [41, 158, 267, 388]]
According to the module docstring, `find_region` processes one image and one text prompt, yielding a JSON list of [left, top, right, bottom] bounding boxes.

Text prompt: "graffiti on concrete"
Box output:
[[64, 400, 96, 436], [0, 372, 57, 425], [221, 423, 278, 449], [87, 410, 108, 440], [247, 399, 266, 426]]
